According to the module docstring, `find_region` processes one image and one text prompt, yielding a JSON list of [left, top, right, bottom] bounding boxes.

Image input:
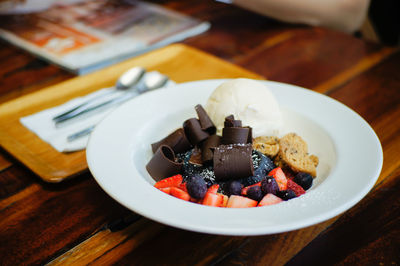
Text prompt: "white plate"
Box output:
[[86, 79, 383, 236]]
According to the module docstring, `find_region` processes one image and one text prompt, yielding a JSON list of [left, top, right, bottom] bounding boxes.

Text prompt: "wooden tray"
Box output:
[[0, 44, 263, 182]]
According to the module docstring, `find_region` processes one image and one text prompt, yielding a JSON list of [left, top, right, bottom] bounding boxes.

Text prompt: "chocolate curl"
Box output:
[[245, 126, 253, 144], [151, 128, 192, 154], [146, 145, 182, 182], [224, 115, 242, 128], [195, 104, 216, 134], [183, 118, 209, 146], [222, 127, 250, 145], [213, 144, 254, 181], [201, 134, 221, 163]]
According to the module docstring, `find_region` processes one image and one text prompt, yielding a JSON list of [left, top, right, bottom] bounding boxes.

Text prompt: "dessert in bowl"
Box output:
[[146, 79, 322, 208], [87, 78, 381, 235]]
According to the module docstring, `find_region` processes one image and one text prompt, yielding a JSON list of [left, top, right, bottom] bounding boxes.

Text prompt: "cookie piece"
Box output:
[[273, 153, 286, 168], [277, 133, 318, 177], [252, 136, 280, 158], [309, 154, 319, 167]]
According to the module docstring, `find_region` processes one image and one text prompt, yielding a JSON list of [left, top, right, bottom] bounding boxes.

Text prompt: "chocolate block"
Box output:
[[201, 134, 221, 163], [183, 118, 210, 145], [213, 143, 254, 181], [195, 104, 216, 134], [224, 115, 242, 128], [189, 146, 203, 166], [146, 145, 182, 181], [222, 127, 251, 145], [151, 128, 192, 154]]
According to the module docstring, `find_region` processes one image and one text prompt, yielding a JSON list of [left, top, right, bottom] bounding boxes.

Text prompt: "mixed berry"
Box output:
[[153, 166, 313, 208], [147, 104, 315, 208]]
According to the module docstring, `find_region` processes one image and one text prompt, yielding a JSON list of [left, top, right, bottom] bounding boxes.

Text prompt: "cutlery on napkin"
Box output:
[[20, 71, 175, 153]]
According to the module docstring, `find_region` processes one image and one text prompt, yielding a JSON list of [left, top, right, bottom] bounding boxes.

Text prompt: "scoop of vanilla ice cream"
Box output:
[[205, 78, 283, 137]]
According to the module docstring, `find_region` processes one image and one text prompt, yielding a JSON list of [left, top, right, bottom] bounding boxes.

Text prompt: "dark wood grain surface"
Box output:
[[0, 0, 399, 265]]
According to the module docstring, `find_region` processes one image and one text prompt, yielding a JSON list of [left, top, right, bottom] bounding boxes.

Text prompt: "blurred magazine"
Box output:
[[0, 0, 210, 74]]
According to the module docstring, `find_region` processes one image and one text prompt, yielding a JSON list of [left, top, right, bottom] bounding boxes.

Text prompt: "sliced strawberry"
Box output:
[[207, 184, 220, 194], [258, 193, 283, 206], [169, 187, 190, 201], [287, 179, 306, 196], [269, 167, 287, 190], [190, 197, 201, 203], [284, 170, 295, 180], [219, 193, 229, 207], [226, 195, 258, 208], [154, 174, 183, 189], [178, 182, 188, 192], [202, 192, 224, 207], [159, 187, 171, 194], [241, 182, 261, 196]]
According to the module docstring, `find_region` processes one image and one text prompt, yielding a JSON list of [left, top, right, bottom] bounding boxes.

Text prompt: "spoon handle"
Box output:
[[55, 91, 140, 127], [53, 89, 117, 123], [53, 67, 145, 124]]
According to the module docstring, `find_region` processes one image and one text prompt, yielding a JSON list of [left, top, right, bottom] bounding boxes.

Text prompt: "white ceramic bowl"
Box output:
[[87, 79, 383, 235]]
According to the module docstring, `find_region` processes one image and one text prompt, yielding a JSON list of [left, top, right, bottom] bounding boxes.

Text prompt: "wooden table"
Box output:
[[0, 1, 399, 265]]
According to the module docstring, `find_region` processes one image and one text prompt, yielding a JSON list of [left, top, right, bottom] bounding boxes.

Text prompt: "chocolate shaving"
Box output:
[[146, 145, 182, 181], [189, 146, 203, 166], [183, 118, 210, 145], [222, 127, 251, 145], [195, 104, 216, 134], [245, 126, 253, 144], [213, 144, 254, 181], [224, 115, 242, 128], [151, 128, 192, 154], [201, 134, 221, 163]]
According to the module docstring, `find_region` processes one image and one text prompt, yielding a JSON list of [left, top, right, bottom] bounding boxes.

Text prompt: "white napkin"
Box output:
[[20, 72, 175, 153]]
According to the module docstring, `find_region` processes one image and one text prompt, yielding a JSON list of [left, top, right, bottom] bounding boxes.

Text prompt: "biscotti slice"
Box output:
[[277, 133, 318, 177], [252, 136, 280, 158], [309, 154, 319, 167]]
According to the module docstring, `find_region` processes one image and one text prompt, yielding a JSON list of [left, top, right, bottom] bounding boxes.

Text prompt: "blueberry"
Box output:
[[261, 176, 279, 195], [276, 190, 297, 201], [229, 181, 243, 195], [186, 175, 207, 199], [253, 151, 275, 177], [237, 175, 264, 187], [238, 151, 276, 187], [293, 172, 313, 190], [247, 186, 264, 201], [261, 155, 275, 174]]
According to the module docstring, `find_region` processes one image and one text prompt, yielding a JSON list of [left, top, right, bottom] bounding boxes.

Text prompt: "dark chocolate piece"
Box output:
[[183, 118, 209, 145], [146, 145, 182, 181], [246, 126, 253, 144], [224, 115, 242, 128], [213, 144, 254, 181], [151, 128, 192, 154], [195, 104, 216, 134], [201, 134, 221, 163], [189, 146, 203, 166], [222, 127, 250, 145]]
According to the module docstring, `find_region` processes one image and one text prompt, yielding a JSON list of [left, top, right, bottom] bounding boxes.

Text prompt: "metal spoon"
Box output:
[[56, 70, 168, 127], [53, 66, 146, 124], [66, 72, 169, 142], [116, 66, 146, 90]]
